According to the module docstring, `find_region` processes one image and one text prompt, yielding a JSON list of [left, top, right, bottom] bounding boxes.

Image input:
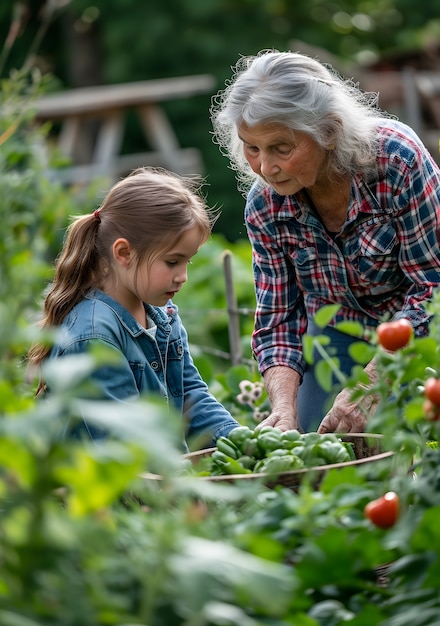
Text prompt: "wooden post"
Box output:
[[222, 250, 243, 365]]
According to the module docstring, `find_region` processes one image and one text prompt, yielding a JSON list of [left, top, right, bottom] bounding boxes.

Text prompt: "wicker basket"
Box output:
[[182, 433, 394, 490]]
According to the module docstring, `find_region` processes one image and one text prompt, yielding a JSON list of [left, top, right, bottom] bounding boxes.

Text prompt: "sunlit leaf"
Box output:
[[170, 537, 297, 616], [56, 442, 146, 515], [0, 438, 37, 487], [348, 341, 376, 364], [303, 334, 315, 365], [313, 305, 341, 328], [315, 360, 334, 392], [334, 320, 365, 337]]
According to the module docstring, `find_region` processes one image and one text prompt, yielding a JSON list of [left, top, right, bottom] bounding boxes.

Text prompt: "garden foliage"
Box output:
[[2, 41, 440, 626]]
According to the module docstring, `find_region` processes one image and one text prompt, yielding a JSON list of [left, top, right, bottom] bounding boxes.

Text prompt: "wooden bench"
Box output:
[[35, 74, 216, 184]]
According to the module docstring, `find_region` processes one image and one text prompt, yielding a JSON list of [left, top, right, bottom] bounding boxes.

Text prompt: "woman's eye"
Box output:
[[245, 145, 259, 155]]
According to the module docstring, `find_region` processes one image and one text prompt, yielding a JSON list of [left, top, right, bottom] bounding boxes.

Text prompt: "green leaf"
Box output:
[[309, 600, 354, 624], [192, 352, 214, 383], [55, 442, 147, 515], [348, 341, 376, 364], [303, 334, 315, 365], [413, 336, 438, 361], [334, 320, 365, 337], [0, 611, 42, 626], [171, 537, 297, 616], [225, 364, 256, 392], [315, 360, 334, 392], [313, 304, 341, 328]]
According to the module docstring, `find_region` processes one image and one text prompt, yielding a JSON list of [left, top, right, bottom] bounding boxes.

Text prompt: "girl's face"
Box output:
[[238, 121, 328, 195], [136, 226, 203, 306], [111, 225, 203, 312]]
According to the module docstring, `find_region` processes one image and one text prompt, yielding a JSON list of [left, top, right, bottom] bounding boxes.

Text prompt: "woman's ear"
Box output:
[[112, 238, 133, 267]]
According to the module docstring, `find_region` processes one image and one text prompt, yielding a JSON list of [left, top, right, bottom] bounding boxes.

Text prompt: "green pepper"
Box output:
[[216, 436, 240, 460], [280, 429, 302, 449], [256, 429, 283, 455], [258, 425, 276, 435], [254, 453, 304, 474], [300, 432, 322, 445], [227, 426, 255, 450], [237, 455, 257, 470], [242, 437, 260, 459], [222, 457, 253, 474], [264, 448, 291, 457], [291, 444, 321, 466], [210, 450, 252, 475], [211, 449, 230, 468], [319, 441, 352, 464]]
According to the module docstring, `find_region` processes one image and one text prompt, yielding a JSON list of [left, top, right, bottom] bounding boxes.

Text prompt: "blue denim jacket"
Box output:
[[49, 289, 239, 447]]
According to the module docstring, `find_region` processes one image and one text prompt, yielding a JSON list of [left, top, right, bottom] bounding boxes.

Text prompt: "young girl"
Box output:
[[28, 166, 239, 448]]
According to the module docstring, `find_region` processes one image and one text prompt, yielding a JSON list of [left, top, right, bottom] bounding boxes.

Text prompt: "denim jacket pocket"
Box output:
[[165, 337, 184, 397], [127, 360, 146, 392]]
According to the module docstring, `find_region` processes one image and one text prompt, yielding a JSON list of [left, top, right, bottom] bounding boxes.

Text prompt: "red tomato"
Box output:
[[364, 491, 400, 529], [423, 399, 440, 422], [424, 377, 440, 406], [376, 319, 413, 352]]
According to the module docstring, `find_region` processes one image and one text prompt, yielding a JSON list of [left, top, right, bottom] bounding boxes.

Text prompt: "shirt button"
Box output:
[[151, 361, 159, 370]]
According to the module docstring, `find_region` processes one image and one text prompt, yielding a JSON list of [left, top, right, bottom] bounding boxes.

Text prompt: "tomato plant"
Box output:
[[424, 377, 440, 406], [364, 491, 400, 529], [376, 319, 413, 351]]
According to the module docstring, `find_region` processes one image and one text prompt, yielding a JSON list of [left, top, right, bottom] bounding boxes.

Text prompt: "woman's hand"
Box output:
[[317, 359, 380, 434], [258, 365, 301, 432], [317, 386, 378, 433], [256, 410, 298, 432]]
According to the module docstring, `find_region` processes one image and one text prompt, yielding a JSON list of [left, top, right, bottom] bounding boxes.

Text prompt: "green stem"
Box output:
[[312, 337, 347, 386]]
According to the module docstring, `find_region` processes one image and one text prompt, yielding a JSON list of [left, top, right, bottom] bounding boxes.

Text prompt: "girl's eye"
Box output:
[[166, 260, 192, 267]]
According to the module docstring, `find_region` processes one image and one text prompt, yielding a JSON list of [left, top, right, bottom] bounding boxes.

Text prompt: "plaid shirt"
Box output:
[[245, 120, 440, 377]]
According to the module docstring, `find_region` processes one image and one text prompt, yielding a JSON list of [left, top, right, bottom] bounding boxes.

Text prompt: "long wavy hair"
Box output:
[[27, 166, 216, 392], [211, 49, 391, 195]]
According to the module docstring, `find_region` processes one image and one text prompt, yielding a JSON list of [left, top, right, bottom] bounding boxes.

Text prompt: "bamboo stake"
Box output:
[[222, 250, 242, 365]]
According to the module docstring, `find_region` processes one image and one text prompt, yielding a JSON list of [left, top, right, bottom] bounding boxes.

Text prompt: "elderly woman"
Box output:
[[211, 50, 440, 433]]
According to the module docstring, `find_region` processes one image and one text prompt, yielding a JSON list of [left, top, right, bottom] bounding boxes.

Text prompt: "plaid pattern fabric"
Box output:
[[245, 120, 440, 376]]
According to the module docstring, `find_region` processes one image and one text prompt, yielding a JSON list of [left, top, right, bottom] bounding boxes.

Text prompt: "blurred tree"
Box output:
[[1, 0, 439, 240]]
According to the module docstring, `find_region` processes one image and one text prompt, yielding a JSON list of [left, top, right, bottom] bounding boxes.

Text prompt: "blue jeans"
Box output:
[[297, 322, 369, 432]]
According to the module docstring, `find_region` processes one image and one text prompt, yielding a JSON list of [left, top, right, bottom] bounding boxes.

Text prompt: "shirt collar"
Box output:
[[86, 289, 175, 337]]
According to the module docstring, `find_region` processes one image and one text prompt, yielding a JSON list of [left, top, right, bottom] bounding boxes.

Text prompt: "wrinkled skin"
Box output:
[[318, 360, 380, 434]]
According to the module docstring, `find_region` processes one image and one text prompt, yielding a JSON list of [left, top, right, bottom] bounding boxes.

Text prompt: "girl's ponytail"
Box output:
[[27, 212, 102, 376], [44, 212, 103, 328]]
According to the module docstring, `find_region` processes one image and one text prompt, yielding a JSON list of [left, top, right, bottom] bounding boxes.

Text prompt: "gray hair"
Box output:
[[211, 50, 389, 194]]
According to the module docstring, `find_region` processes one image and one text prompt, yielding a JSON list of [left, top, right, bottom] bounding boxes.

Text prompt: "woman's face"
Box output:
[[238, 121, 328, 195]]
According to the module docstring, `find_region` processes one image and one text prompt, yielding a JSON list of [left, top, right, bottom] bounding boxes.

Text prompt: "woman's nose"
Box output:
[[260, 153, 280, 177]]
